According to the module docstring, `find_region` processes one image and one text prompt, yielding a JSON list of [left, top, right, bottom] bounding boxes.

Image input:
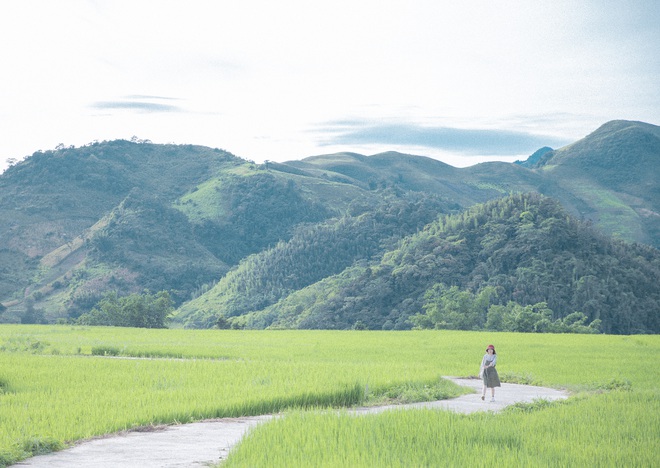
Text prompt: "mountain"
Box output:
[[0, 121, 658, 332], [0, 141, 353, 321], [196, 194, 660, 334], [532, 120, 660, 245], [176, 191, 453, 327], [0, 141, 237, 317], [514, 146, 553, 167], [286, 150, 544, 207]]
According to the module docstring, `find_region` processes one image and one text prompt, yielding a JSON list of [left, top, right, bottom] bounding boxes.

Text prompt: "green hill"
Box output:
[[175, 191, 452, 327], [0, 141, 361, 321], [0, 121, 658, 332], [534, 120, 660, 244], [235, 194, 659, 334], [288, 150, 542, 207], [289, 121, 660, 247]]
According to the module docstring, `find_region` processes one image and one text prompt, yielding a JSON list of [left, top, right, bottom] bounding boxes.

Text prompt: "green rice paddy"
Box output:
[[0, 325, 657, 467]]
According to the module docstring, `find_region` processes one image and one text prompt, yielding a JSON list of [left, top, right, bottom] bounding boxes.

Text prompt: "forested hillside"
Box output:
[[176, 191, 452, 327], [230, 194, 659, 334], [0, 141, 353, 322], [0, 120, 658, 333]]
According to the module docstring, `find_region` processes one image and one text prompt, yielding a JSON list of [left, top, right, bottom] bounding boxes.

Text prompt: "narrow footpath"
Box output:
[[14, 378, 569, 468]]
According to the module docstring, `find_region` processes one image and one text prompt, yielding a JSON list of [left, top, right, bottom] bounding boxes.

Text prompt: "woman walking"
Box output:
[[480, 344, 501, 401]]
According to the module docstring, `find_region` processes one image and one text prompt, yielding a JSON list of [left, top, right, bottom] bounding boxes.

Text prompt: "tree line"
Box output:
[[410, 284, 601, 333]]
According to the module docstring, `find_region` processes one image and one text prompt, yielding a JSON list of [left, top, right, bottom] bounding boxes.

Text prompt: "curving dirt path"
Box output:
[[14, 378, 568, 468]]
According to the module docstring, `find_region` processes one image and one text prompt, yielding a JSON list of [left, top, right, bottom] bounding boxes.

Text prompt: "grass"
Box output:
[[226, 391, 658, 467], [221, 332, 660, 467], [466, 181, 510, 193], [174, 178, 227, 222], [0, 326, 657, 466], [559, 178, 642, 241], [364, 378, 470, 406]]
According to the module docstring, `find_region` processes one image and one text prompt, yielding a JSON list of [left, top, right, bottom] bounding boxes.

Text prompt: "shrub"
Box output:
[[91, 346, 120, 356], [21, 437, 63, 456]]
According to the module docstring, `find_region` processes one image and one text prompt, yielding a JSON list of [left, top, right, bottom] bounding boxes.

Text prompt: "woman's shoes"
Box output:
[[490, 397, 495, 402], [481, 395, 485, 401]]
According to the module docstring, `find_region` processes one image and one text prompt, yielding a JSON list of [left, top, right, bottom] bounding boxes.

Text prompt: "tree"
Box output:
[[411, 284, 497, 330], [20, 300, 47, 324], [550, 312, 601, 334], [485, 301, 601, 334], [77, 290, 173, 328]]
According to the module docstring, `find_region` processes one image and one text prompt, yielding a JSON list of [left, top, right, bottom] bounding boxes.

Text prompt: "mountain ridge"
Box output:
[[1, 120, 658, 331]]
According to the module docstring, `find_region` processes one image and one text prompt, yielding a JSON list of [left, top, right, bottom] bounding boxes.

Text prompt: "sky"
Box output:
[[1, 1, 658, 173]]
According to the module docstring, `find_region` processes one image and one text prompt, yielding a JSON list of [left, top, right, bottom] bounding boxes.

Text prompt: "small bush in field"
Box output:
[[91, 345, 120, 356]]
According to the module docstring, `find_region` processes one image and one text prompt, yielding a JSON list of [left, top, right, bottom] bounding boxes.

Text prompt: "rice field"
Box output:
[[226, 391, 658, 467], [0, 325, 657, 467]]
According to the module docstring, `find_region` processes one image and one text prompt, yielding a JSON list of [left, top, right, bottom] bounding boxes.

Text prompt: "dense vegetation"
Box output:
[[0, 121, 658, 332], [177, 190, 451, 327], [0, 140, 242, 319], [84, 171, 333, 310], [225, 390, 657, 467], [237, 194, 659, 334], [410, 287, 602, 333], [0, 142, 348, 322], [87, 190, 229, 306], [76, 290, 174, 328], [535, 120, 660, 200]]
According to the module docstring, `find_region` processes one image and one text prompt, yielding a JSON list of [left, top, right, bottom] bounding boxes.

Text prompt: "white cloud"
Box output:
[[0, 0, 658, 172]]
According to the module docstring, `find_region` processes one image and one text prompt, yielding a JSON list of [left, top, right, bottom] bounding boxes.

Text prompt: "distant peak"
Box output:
[[589, 120, 659, 137], [514, 146, 554, 168]]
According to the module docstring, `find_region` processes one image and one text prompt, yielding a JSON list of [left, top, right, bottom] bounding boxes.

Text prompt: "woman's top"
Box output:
[[481, 353, 497, 369]]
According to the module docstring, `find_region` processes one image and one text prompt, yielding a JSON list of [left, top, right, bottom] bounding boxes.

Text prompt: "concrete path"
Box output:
[[13, 378, 568, 468], [351, 377, 568, 415]]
